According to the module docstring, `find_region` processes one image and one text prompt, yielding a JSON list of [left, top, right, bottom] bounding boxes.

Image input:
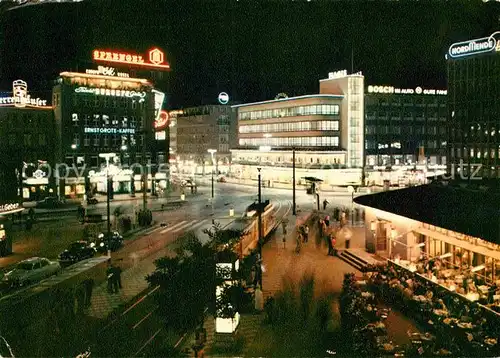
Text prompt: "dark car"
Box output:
[[58, 241, 96, 266], [87, 197, 98, 205], [91, 231, 123, 252], [37, 196, 62, 209]]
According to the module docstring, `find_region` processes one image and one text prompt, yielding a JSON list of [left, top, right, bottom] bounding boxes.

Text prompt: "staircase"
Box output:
[[338, 250, 370, 271]]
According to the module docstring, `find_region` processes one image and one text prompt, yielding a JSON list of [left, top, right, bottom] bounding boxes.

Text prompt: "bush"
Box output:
[[137, 209, 152, 226], [119, 216, 132, 232]]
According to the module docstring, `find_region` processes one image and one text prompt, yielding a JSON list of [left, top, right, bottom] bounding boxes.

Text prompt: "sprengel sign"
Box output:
[[448, 31, 500, 59]]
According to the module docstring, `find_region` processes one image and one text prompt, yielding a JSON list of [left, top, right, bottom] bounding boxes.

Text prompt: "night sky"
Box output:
[[0, 0, 499, 108]]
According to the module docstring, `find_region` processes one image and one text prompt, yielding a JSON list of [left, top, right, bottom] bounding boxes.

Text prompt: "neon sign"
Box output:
[[218, 92, 229, 105], [448, 31, 500, 59], [75, 87, 146, 98], [86, 66, 129, 78], [152, 89, 165, 123], [154, 110, 169, 130], [92, 48, 171, 70], [84, 127, 136, 134], [367, 85, 447, 95], [0, 80, 48, 107], [0, 203, 20, 213]]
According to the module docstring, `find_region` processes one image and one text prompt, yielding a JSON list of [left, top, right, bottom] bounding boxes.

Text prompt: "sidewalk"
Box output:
[[186, 210, 367, 357]]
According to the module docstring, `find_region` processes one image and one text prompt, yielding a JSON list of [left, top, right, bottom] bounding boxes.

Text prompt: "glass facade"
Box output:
[[239, 104, 339, 120], [239, 136, 339, 147], [447, 52, 500, 178], [365, 94, 447, 166], [348, 77, 364, 168], [239, 120, 339, 133]]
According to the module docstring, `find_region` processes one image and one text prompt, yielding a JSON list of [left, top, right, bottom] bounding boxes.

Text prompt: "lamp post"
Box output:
[[99, 153, 116, 240], [292, 147, 296, 216], [207, 149, 217, 199], [257, 167, 263, 289]]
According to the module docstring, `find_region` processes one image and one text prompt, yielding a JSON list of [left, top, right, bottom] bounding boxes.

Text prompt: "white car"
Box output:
[[2, 257, 61, 287]]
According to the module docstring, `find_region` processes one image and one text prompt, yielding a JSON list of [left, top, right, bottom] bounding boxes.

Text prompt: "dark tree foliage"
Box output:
[[146, 224, 246, 332]]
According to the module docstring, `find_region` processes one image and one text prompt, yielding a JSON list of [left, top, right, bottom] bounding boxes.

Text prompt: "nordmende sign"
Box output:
[[448, 31, 500, 59]]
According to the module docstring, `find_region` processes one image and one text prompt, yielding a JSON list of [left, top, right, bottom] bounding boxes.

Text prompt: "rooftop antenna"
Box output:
[[351, 47, 354, 74]]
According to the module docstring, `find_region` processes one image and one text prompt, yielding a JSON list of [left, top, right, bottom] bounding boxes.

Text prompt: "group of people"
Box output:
[[295, 224, 309, 253], [106, 260, 123, 294], [318, 215, 338, 256]]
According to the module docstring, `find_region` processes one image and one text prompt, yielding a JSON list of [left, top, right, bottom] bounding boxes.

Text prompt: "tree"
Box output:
[[146, 224, 247, 332]]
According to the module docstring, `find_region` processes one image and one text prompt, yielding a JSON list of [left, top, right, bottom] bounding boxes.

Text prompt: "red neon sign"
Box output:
[[93, 48, 170, 70], [154, 110, 169, 129]]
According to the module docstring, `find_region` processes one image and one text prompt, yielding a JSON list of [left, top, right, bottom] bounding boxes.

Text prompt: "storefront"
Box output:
[[0, 202, 23, 257], [356, 182, 500, 312]]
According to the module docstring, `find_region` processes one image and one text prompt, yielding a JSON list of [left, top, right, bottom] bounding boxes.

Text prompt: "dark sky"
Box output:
[[0, 0, 499, 108]]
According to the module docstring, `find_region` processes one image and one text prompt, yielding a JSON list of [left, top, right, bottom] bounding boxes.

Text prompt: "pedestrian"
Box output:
[[295, 228, 302, 254], [83, 279, 94, 308], [330, 234, 337, 256], [324, 216, 330, 227], [323, 199, 329, 211], [114, 265, 122, 290], [106, 260, 115, 293], [303, 225, 309, 243], [253, 261, 263, 288]]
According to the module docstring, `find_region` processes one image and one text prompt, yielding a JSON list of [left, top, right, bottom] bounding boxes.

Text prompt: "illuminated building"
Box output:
[[231, 70, 364, 186], [364, 85, 448, 168], [0, 80, 54, 202], [446, 31, 500, 179], [52, 71, 156, 198], [176, 105, 237, 175]]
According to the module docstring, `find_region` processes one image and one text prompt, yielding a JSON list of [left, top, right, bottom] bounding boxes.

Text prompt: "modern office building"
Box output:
[[364, 85, 448, 168], [447, 30, 500, 179], [0, 80, 54, 202], [231, 70, 364, 186], [52, 71, 156, 198], [176, 105, 237, 175]]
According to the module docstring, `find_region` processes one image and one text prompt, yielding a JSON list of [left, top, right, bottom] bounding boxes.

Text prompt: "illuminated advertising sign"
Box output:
[[0, 80, 48, 107], [218, 92, 229, 105], [84, 127, 136, 134], [367, 85, 447, 95], [86, 66, 129, 78], [154, 111, 169, 130], [92, 48, 171, 70], [152, 89, 165, 122], [0, 203, 20, 214], [448, 31, 500, 59], [75, 87, 146, 98]]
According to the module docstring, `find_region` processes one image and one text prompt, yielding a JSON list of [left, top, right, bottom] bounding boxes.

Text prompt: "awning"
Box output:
[[413, 227, 500, 261]]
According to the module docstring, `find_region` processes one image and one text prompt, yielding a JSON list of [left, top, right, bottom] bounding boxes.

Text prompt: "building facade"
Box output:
[[0, 80, 54, 202], [231, 70, 364, 186], [176, 105, 236, 175], [52, 71, 156, 198], [447, 31, 500, 179], [364, 85, 448, 168]]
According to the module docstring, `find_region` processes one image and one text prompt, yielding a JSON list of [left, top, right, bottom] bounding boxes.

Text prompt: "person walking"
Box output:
[[295, 227, 303, 254], [114, 264, 122, 291], [106, 260, 115, 293], [303, 225, 309, 243], [327, 229, 334, 256], [323, 199, 329, 211]]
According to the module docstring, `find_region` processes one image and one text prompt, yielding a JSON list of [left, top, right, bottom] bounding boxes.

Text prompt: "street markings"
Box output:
[[172, 220, 198, 233], [160, 220, 187, 234]]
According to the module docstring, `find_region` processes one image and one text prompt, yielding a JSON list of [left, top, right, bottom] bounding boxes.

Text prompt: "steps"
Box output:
[[338, 250, 369, 271]]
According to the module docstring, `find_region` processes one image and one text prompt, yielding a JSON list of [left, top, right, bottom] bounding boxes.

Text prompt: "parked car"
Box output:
[[1, 257, 61, 287], [36, 196, 62, 209], [58, 241, 96, 266], [86, 197, 98, 205], [91, 231, 123, 252]]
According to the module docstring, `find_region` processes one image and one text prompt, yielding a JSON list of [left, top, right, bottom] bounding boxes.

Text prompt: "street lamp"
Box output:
[[292, 147, 296, 215], [207, 149, 217, 199], [99, 153, 116, 241], [257, 167, 263, 289]]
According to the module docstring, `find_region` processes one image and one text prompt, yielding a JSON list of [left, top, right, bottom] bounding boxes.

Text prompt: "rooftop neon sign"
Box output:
[[448, 31, 500, 59], [92, 48, 170, 70]]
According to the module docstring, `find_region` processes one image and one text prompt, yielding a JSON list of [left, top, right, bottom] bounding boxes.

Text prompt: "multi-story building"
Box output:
[[176, 105, 236, 175], [0, 80, 54, 202], [447, 30, 500, 179], [231, 70, 364, 186], [52, 71, 156, 198], [364, 85, 448, 168]]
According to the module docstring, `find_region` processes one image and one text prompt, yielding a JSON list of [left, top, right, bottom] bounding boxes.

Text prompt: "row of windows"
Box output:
[[366, 140, 444, 150], [239, 120, 339, 133], [450, 147, 500, 161], [72, 134, 142, 148], [239, 136, 339, 147], [239, 104, 340, 121], [72, 96, 145, 110], [365, 126, 445, 135], [72, 113, 144, 128], [366, 114, 446, 121], [4, 133, 47, 147]]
